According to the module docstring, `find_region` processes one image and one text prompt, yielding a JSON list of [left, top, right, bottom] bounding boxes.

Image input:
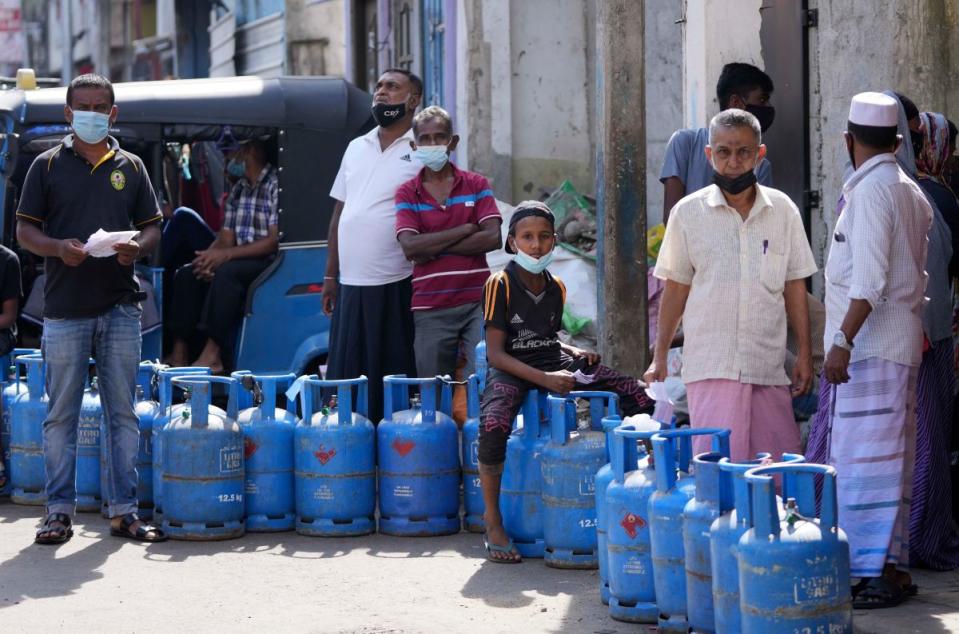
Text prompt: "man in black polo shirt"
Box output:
[[16, 74, 165, 544], [477, 201, 653, 562]]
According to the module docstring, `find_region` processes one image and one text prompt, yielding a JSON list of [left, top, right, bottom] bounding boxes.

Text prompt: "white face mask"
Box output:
[[514, 248, 554, 274], [412, 145, 450, 171], [71, 109, 110, 144]]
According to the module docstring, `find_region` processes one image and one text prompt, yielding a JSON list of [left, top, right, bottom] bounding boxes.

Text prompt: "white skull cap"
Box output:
[[848, 92, 899, 127]]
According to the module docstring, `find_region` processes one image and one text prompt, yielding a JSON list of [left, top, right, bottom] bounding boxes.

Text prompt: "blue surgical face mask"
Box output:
[[413, 144, 450, 171], [227, 158, 246, 178], [514, 248, 554, 274], [71, 109, 110, 144]]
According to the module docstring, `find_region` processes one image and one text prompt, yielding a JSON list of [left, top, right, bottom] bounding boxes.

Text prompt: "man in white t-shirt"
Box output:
[[323, 69, 424, 422]]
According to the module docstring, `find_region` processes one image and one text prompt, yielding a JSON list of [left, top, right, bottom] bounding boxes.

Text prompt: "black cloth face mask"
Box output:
[[745, 104, 776, 133], [713, 170, 758, 195], [372, 102, 407, 127]]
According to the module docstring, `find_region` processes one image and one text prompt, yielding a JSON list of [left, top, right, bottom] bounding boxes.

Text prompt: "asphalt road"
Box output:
[[1, 503, 957, 633]]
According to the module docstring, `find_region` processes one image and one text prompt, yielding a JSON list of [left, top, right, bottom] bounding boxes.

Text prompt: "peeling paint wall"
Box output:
[[808, 0, 953, 294], [645, 0, 684, 226]]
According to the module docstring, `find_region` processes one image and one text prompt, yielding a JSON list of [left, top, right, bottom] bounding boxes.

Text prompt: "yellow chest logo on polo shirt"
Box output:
[[110, 169, 126, 191]]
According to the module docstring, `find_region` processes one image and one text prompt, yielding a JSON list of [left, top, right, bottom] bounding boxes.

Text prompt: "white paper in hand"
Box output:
[[84, 229, 139, 258], [572, 369, 597, 385]]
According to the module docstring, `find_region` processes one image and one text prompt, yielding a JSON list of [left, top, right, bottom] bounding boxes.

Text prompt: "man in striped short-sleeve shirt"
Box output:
[[395, 106, 502, 383]]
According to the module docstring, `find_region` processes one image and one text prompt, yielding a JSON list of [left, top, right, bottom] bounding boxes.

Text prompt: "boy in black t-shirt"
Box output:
[[478, 201, 652, 562]]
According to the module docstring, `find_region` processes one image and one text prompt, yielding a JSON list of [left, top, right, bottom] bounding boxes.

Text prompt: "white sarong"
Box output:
[[828, 356, 917, 577]]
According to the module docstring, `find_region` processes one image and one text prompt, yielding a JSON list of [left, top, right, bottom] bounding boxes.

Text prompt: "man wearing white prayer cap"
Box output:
[[819, 91, 933, 608]]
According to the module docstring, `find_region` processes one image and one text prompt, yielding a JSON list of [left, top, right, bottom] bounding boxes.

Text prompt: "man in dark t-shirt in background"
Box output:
[[476, 201, 652, 562], [15, 74, 165, 544]]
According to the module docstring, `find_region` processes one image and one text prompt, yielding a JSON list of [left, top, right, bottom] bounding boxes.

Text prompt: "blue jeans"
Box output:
[[42, 304, 142, 517]]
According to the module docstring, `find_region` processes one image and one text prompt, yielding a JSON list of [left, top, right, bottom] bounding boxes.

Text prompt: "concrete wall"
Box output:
[[286, 0, 347, 76], [462, 0, 594, 204], [682, 0, 764, 127], [807, 0, 956, 294], [508, 0, 594, 203], [644, 0, 684, 226]]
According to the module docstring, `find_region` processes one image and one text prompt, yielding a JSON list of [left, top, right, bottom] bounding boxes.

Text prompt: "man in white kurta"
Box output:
[[821, 92, 932, 602]]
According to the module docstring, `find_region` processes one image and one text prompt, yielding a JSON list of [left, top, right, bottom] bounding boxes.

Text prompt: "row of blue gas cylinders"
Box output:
[[1, 351, 854, 631], [595, 423, 854, 633], [3, 355, 598, 550]]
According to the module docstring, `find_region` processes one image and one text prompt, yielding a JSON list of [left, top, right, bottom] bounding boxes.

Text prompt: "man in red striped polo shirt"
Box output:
[[395, 106, 502, 385]]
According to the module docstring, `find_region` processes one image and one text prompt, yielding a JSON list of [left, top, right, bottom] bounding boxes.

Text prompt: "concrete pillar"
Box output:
[[595, 0, 647, 376], [682, 0, 763, 127]]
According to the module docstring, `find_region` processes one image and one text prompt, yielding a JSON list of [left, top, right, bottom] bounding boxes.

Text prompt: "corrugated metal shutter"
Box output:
[[208, 10, 237, 77], [235, 12, 285, 77]]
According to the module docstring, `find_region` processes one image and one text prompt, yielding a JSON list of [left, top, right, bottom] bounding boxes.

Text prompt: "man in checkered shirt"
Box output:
[[167, 138, 279, 373]]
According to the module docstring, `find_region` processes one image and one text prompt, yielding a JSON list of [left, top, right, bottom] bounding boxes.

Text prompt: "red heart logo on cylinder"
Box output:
[[392, 439, 415, 456]]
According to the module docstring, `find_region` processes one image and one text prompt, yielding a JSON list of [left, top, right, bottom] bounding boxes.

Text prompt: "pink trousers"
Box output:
[[686, 379, 801, 462]]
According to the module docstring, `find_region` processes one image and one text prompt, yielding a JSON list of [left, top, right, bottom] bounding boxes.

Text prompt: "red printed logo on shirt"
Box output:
[[621, 512, 646, 539], [392, 439, 415, 457]]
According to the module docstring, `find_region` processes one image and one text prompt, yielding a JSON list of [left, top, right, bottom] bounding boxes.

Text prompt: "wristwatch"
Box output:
[[832, 331, 854, 352]]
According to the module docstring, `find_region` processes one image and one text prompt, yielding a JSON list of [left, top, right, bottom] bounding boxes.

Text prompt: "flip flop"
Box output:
[[484, 535, 521, 563], [853, 577, 907, 610]]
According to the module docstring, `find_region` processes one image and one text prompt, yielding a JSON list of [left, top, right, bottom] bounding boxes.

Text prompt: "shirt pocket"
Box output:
[[824, 231, 852, 284], [759, 252, 786, 294]]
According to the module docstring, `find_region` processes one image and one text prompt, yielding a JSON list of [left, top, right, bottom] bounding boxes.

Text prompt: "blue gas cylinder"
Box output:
[[500, 390, 549, 557], [295, 375, 376, 536], [160, 375, 244, 540], [237, 372, 297, 532], [683, 447, 747, 632], [10, 354, 47, 505], [541, 391, 616, 569], [378, 375, 460, 536], [461, 374, 484, 533], [740, 463, 852, 633], [77, 368, 103, 513], [152, 366, 211, 524], [605, 422, 663, 623], [648, 428, 730, 633], [710, 453, 804, 634], [593, 396, 623, 603], [0, 348, 38, 497], [134, 384, 160, 520]]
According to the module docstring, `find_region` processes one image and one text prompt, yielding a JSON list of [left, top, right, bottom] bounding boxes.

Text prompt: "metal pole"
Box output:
[[595, 0, 648, 376]]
